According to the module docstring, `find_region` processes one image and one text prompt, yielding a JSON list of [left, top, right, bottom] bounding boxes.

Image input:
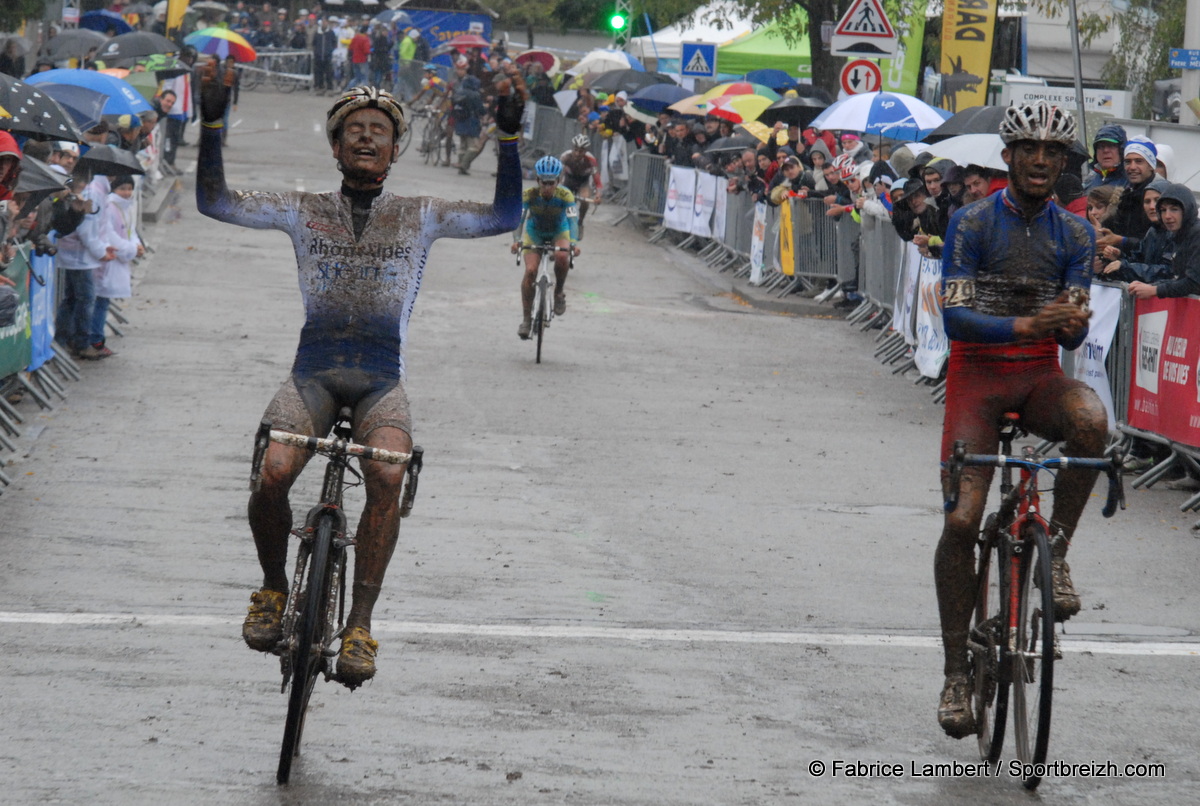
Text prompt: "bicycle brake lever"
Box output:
[[1101, 466, 1125, 518]]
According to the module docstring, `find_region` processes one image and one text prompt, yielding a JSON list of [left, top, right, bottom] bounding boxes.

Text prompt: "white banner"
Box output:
[[692, 173, 717, 238], [1065, 283, 1122, 431], [893, 242, 920, 345], [915, 255, 948, 378], [663, 166, 696, 233], [712, 184, 728, 244], [749, 202, 767, 285]]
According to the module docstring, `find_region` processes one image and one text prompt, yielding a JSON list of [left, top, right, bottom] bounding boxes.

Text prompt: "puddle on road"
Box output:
[[1062, 623, 1192, 638]]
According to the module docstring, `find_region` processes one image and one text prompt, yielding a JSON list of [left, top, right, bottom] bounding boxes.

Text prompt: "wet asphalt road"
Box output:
[[0, 89, 1197, 805]]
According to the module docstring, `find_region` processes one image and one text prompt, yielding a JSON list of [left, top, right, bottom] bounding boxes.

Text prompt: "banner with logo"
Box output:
[[749, 202, 767, 285], [938, 0, 997, 111], [0, 249, 32, 379], [663, 167, 696, 233], [28, 250, 57, 372], [1128, 297, 1200, 448], [1065, 284, 1122, 431], [779, 200, 794, 276], [713, 183, 728, 244], [408, 11, 493, 69], [914, 255, 948, 377], [692, 173, 718, 238], [881, 0, 928, 96]]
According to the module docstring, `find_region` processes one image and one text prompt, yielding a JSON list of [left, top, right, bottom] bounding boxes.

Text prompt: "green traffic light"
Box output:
[[609, 13, 627, 31]]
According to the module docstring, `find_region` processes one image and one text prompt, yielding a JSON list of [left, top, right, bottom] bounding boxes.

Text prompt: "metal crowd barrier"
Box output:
[[617, 152, 669, 223]]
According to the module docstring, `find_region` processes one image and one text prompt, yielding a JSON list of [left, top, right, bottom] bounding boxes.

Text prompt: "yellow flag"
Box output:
[[938, 0, 997, 112], [167, 0, 190, 38], [779, 200, 794, 277]]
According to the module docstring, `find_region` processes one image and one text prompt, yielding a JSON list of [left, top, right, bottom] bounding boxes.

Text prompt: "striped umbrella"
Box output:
[[698, 82, 780, 103], [184, 27, 258, 63]]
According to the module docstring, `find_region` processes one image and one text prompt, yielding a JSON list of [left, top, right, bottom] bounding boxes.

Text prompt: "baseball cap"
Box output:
[[54, 141, 81, 156]]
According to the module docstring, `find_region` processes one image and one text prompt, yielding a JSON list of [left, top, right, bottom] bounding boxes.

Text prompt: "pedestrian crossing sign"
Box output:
[[830, 0, 899, 58], [681, 42, 718, 78]]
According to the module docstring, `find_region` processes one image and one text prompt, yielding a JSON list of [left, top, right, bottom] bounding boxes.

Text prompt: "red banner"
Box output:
[[1128, 297, 1200, 448]]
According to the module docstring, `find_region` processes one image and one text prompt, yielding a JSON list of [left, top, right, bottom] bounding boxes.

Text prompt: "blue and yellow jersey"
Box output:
[[520, 185, 579, 242]]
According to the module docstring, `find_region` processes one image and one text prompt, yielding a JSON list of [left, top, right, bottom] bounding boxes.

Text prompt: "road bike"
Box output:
[[519, 244, 572, 364], [944, 413, 1124, 789], [250, 407, 423, 785]]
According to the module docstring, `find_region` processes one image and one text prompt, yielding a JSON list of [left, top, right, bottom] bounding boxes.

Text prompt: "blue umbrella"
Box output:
[[373, 10, 414, 27], [629, 83, 692, 113], [742, 69, 796, 92], [37, 83, 111, 133], [810, 91, 951, 141], [26, 70, 153, 118], [80, 10, 135, 36]]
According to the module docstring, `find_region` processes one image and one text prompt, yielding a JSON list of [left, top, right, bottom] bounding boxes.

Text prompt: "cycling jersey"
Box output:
[[558, 150, 601, 196], [520, 185, 579, 242], [197, 136, 523, 381], [941, 188, 1093, 359]]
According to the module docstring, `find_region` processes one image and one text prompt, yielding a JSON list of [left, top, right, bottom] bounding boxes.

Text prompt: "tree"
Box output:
[[492, 0, 561, 46], [1030, 0, 1185, 119], [0, 0, 48, 35]]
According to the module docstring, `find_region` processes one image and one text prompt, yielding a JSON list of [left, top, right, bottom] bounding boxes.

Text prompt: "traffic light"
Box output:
[[608, 11, 628, 32]]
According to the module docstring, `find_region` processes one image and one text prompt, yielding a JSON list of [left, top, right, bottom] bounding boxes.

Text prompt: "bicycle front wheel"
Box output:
[[395, 121, 413, 158], [1011, 521, 1056, 789], [971, 515, 1007, 764], [277, 514, 334, 785]]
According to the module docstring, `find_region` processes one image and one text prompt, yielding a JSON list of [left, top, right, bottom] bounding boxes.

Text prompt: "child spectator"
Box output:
[[89, 175, 144, 359]]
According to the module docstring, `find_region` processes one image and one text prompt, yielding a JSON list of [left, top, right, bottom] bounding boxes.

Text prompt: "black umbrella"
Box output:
[[706, 134, 759, 154], [96, 31, 179, 62], [758, 94, 829, 128], [924, 105, 1008, 142], [38, 83, 110, 133], [13, 155, 69, 217], [587, 69, 676, 96], [79, 143, 145, 176], [0, 74, 85, 142], [42, 28, 109, 61]]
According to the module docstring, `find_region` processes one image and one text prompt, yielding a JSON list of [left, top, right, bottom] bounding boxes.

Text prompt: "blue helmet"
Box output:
[[534, 155, 562, 180]]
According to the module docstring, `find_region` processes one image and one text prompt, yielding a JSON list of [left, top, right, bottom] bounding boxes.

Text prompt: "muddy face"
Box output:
[[1004, 141, 1066, 203], [333, 108, 399, 183]]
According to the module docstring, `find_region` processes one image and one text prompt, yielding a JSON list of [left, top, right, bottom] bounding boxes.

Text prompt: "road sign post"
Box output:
[[840, 59, 882, 95], [680, 42, 718, 79], [830, 0, 898, 58]]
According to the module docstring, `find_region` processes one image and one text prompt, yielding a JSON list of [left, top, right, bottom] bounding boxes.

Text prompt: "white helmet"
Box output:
[[571, 133, 590, 149], [999, 101, 1076, 146], [326, 86, 406, 145]]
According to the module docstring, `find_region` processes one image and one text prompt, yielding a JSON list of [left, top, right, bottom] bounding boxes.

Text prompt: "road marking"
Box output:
[[0, 612, 1196, 657]]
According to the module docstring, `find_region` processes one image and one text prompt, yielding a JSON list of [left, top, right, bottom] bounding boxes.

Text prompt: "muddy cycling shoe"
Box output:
[[937, 673, 977, 739], [336, 626, 379, 689], [1051, 558, 1082, 620], [242, 589, 286, 651], [518, 319, 531, 340], [554, 293, 566, 316]]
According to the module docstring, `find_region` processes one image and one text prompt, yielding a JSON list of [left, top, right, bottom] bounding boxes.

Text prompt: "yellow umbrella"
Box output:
[[667, 94, 706, 117], [736, 121, 772, 143], [698, 82, 781, 103], [706, 94, 774, 124], [0, 104, 9, 118]]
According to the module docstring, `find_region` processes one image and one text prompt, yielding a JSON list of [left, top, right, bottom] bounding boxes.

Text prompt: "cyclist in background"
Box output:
[[559, 133, 601, 237], [934, 100, 1107, 739], [197, 66, 526, 688], [509, 155, 579, 340]]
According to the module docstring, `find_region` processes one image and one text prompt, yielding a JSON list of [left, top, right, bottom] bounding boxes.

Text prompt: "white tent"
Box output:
[[629, 1, 755, 63]]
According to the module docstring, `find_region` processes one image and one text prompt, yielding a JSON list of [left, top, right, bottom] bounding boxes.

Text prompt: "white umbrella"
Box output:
[[810, 91, 950, 141], [568, 49, 636, 76], [927, 133, 1007, 172]]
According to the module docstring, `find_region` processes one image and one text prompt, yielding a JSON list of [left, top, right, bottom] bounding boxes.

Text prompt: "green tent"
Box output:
[[717, 15, 812, 79]]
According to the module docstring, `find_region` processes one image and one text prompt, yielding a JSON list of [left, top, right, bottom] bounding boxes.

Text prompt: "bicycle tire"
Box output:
[[1011, 520, 1055, 790], [395, 122, 413, 158], [422, 119, 437, 164], [971, 515, 1007, 764], [277, 513, 334, 785]]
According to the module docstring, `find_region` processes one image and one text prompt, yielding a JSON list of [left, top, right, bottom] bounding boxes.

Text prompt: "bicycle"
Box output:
[[518, 244, 573, 364], [944, 413, 1124, 790], [249, 407, 424, 785]]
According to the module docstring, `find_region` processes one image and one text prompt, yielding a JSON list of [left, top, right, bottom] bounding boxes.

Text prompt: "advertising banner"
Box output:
[[713, 184, 728, 244], [1065, 284, 1122, 431], [914, 255, 948, 377], [1128, 297, 1200, 448], [881, 0, 928, 96], [779, 200, 794, 276], [749, 202, 767, 285], [0, 249, 32, 379], [893, 241, 920, 344], [663, 167, 696, 233], [408, 11, 493, 69], [692, 173, 717, 238], [27, 250, 57, 372], [938, 0, 997, 111]]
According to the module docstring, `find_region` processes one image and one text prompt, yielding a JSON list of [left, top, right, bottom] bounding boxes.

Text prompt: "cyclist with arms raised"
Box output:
[[509, 155, 579, 339], [935, 101, 1107, 738], [559, 134, 601, 236], [196, 62, 527, 688]]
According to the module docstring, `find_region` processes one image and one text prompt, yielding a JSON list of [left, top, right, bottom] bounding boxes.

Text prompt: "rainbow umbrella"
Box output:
[[705, 94, 774, 124], [184, 27, 257, 63], [699, 82, 780, 103], [666, 94, 706, 117]]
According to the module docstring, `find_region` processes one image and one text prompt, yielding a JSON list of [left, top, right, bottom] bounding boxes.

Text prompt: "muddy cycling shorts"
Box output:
[[521, 227, 571, 248], [262, 367, 412, 441]]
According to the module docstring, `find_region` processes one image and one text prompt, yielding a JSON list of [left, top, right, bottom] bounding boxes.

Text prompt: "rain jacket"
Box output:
[[1150, 182, 1200, 298]]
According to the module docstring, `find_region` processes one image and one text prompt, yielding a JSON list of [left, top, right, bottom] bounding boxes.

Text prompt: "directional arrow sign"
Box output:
[[831, 0, 899, 58], [840, 59, 882, 95]]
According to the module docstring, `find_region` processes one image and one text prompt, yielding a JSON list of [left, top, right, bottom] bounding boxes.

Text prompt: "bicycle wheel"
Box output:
[[1011, 520, 1055, 789], [242, 64, 263, 90], [395, 121, 413, 158], [421, 120, 437, 164], [277, 513, 334, 785], [970, 514, 1007, 764], [532, 285, 545, 364]]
